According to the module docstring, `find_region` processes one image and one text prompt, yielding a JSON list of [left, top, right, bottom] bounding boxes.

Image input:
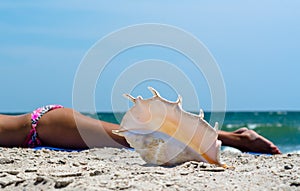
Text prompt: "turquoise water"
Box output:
[[96, 111, 300, 154], [220, 111, 300, 153]]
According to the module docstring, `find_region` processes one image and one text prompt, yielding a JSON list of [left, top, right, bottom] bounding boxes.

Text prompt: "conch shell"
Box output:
[[113, 87, 225, 167]]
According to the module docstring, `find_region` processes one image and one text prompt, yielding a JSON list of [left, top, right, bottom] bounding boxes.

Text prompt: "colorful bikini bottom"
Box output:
[[23, 104, 64, 148]]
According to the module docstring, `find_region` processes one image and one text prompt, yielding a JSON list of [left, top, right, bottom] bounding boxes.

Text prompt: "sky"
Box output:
[[0, 1, 299, 112]]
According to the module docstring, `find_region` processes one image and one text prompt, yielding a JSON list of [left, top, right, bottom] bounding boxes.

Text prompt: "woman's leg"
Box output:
[[0, 108, 129, 149], [35, 108, 129, 149], [0, 114, 32, 147]]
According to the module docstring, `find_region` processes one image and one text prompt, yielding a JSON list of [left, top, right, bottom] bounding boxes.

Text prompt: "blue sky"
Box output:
[[0, 1, 299, 112]]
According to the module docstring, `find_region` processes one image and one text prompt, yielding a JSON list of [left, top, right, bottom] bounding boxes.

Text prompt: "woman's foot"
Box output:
[[218, 128, 281, 154], [232, 127, 281, 154]]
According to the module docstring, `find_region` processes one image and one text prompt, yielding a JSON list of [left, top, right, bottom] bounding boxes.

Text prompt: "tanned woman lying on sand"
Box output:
[[0, 105, 281, 154]]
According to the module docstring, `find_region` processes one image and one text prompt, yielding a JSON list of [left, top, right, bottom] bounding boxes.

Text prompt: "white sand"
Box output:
[[0, 147, 299, 190]]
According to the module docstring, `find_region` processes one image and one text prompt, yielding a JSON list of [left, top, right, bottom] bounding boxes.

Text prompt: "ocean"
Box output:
[[3, 111, 300, 154], [96, 111, 300, 154], [220, 111, 300, 154]]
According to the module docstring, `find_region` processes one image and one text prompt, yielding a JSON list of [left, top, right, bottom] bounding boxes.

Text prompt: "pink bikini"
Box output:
[[23, 105, 63, 148]]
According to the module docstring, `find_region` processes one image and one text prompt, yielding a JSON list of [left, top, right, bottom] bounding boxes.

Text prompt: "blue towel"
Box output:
[[33, 146, 134, 152], [246, 152, 271, 156], [33, 146, 84, 152]]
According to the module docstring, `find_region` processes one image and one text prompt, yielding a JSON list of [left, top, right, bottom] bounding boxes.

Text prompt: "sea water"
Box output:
[[220, 111, 300, 154], [97, 111, 300, 154]]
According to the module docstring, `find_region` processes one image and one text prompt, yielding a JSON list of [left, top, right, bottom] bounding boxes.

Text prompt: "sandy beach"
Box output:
[[0, 147, 299, 191]]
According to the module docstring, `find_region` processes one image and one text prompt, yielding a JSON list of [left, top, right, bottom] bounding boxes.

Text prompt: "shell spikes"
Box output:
[[114, 87, 225, 167], [199, 109, 204, 119], [123, 94, 136, 103], [176, 95, 182, 105], [214, 122, 219, 131], [148, 86, 160, 97]]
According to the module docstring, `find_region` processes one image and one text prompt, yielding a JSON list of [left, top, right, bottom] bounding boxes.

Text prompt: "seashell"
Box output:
[[112, 87, 225, 167]]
